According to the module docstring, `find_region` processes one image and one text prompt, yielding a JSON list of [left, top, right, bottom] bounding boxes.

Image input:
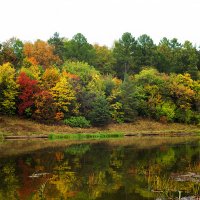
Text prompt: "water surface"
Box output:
[[0, 137, 200, 199]]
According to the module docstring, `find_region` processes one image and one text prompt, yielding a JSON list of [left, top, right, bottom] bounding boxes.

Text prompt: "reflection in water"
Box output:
[[0, 138, 200, 199]]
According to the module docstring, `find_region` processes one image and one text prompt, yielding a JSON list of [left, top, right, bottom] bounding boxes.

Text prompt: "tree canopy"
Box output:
[[0, 32, 199, 125]]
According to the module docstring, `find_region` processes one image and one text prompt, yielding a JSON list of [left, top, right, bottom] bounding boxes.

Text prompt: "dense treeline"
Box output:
[[0, 32, 199, 126]]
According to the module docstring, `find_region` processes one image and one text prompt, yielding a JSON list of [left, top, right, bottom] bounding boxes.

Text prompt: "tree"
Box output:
[[157, 37, 182, 73], [113, 32, 138, 78], [23, 40, 61, 68], [105, 76, 124, 123], [157, 38, 183, 73], [93, 44, 115, 74], [41, 67, 60, 90], [17, 72, 39, 116], [133, 68, 165, 118], [0, 38, 24, 68], [20, 65, 43, 84], [178, 41, 199, 79], [166, 73, 198, 123], [119, 75, 138, 122], [157, 37, 174, 73], [77, 88, 97, 118], [28, 65, 43, 83], [33, 90, 56, 122], [88, 95, 111, 126], [63, 61, 104, 118], [63, 61, 100, 86], [197, 49, 200, 71], [86, 72, 105, 96], [0, 63, 18, 115], [48, 32, 65, 63], [50, 74, 78, 118], [137, 34, 157, 67], [64, 33, 95, 65]]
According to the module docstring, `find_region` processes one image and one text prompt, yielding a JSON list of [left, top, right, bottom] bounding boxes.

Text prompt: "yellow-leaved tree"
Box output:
[[50, 74, 79, 120], [41, 67, 60, 90], [0, 63, 18, 114], [86, 73, 105, 96], [20, 65, 42, 84]]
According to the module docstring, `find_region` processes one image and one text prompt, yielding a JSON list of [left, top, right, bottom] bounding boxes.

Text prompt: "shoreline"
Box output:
[[1, 115, 199, 139], [3, 131, 200, 140]]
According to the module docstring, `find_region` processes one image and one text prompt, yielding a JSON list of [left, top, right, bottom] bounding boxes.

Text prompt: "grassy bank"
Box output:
[[0, 115, 199, 137], [49, 132, 124, 140]]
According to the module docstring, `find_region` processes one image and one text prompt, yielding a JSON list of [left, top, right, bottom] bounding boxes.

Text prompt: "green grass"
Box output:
[[48, 132, 124, 140]]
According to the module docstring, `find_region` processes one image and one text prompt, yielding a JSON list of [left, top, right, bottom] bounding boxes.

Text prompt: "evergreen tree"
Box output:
[[88, 95, 111, 126]]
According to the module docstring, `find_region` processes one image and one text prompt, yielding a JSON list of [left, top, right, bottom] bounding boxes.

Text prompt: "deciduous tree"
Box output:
[[50, 74, 78, 118], [0, 38, 24, 68], [0, 63, 18, 115], [17, 72, 39, 116], [93, 44, 115, 74], [24, 40, 60, 68]]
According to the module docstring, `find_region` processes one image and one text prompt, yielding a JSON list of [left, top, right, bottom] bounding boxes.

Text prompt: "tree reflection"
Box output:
[[0, 140, 200, 199], [0, 161, 19, 199]]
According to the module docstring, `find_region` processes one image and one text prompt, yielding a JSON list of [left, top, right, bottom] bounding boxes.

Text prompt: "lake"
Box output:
[[0, 137, 200, 199]]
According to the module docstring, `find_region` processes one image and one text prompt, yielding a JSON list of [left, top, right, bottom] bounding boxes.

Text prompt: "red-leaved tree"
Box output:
[[17, 72, 39, 116]]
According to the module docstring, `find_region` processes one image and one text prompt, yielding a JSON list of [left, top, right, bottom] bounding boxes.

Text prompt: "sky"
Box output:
[[1, 0, 200, 47]]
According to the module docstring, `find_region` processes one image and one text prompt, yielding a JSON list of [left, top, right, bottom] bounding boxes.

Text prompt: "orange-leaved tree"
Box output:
[[33, 90, 56, 122], [23, 40, 61, 68]]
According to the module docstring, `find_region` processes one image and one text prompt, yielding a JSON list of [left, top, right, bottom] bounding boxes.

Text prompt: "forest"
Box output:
[[0, 32, 199, 126]]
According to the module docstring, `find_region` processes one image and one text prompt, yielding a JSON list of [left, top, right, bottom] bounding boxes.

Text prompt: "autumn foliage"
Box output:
[[33, 90, 56, 122], [0, 32, 199, 126], [0, 63, 18, 115], [23, 40, 61, 68], [17, 72, 39, 115]]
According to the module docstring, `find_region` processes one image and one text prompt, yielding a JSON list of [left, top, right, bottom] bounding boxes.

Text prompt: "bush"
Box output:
[[156, 102, 176, 122], [191, 113, 200, 125], [175, 108, 193, 124], [64, 116, 91, 128]]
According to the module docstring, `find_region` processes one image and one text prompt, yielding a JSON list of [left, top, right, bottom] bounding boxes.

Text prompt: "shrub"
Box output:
[[63, 61, 99, 85], [175, 108, 193, 124], [191, 113, 200, 125], [64, 116, 91, 128], [156, 102, 176, 122]]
